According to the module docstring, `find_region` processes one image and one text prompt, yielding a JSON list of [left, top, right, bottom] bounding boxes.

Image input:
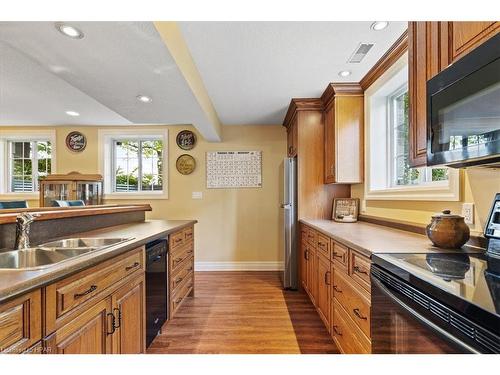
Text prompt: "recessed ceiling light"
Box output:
[[55, 22, 84, 39], [136, 95, 153, 103], [371, 21, 389, 31], [338, 70, 352, 77], [65, 110, 80, 117]]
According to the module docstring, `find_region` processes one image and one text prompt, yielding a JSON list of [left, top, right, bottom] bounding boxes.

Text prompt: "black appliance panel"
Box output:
[[145, 239, 168, 348], [427, 33, 500, 167]]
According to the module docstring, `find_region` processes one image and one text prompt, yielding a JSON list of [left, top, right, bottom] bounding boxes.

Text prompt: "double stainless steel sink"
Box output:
[[0, 238, 132, 271]]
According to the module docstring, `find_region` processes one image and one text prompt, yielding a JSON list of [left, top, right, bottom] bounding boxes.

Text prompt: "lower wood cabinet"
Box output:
[[45, 298, 112, 354], [0, 289, 42, 354], [316, 254, 331, 331], [168, 225, 195, 319], [300, 223, 372, 354]]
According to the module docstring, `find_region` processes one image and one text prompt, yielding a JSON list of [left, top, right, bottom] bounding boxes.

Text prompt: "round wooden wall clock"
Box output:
[[176, 130, 197, 150], [176, 154, 196, 175], [65, 131, 87, 152]]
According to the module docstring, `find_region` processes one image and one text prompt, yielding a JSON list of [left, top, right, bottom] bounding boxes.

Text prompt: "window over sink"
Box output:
[[364, 53, 459, 201]]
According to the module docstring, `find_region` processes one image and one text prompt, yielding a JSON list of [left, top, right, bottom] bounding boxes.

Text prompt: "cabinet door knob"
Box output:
[[332, 325, 342, 336]]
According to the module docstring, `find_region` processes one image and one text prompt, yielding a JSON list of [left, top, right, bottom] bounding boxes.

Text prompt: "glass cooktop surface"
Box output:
[[374, 251, 500, 318]]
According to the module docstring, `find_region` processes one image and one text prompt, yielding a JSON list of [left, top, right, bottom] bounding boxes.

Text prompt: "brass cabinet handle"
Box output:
[[113, 308, 121, 329], [175, 238, 183, 243], [175, 257, 183, 262], [175, 277, 183, 283], [106, 312, 116, 335], [175, 297, 182, 304], [353, 308, 368, 320], [353, 265, 368, 275], [332, 252, 343, 259], [125, 261, 140, 271], [74, 285, 97, 299], [187, 267, 193, 272], [333, 285, 342, 293], [325, 271, 331, 285], [332, 325, 342, 336]]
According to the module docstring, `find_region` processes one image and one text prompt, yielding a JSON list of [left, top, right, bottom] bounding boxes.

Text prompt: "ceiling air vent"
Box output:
[[348, 43, 374, 63]]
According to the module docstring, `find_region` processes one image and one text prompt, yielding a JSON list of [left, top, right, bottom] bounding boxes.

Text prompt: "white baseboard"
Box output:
[[195, 261, 284, 271]]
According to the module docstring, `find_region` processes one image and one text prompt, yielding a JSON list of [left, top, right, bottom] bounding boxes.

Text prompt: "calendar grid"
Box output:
[[206, 151, 262, 188]]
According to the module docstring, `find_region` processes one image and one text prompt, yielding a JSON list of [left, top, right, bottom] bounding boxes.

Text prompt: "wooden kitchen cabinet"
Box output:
[[0, 289, 42, 354], [286, 117, 298, 157], [322, 83, 364, 184], [45, 298, 112, 354], [316, 253, 331, 331], [168, 225, 195, 319], [43, 246, 146, 354], [111, 275, 146, 354], [300, 224, 373, 354], [408, 21, 499, 167], [448, 22, 499, 62]]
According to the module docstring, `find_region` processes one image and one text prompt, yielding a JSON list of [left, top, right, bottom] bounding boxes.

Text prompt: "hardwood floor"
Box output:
[[147, 271, 339, 354]]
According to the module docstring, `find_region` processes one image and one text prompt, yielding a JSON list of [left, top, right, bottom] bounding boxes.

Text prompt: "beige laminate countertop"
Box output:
[[0, 219, 196, 303], [300, 219, 483, 258]]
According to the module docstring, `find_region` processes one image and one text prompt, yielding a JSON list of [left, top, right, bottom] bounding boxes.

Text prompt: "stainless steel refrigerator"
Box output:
[[280, 157, 298, 290]]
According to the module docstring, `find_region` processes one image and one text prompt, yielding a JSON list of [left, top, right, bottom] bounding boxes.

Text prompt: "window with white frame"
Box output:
[[8, 140, 52, 192], [0, 132, 56, 195], [99, 129, 168, 199], [113, 139, 163, 193], [388, 86, 449, 187], [365, 53, 459, 201]]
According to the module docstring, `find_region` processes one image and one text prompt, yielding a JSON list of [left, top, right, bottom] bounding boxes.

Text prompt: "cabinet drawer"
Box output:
[[349, 251, 371, 291], [306, 228, 317, 247], [170, 257, 194, 295], [316, 234, 330, 259], [48, 247, 144, 320], [170, 274, 194, 317], [0, 289, 42, 354], [170, 243, 194, 275], [170, 230, 185, 250], [333, 270, 371, 338], [183, 226, 194, 242], [331, 242, 348, 272], [332, 299, 370, 354]]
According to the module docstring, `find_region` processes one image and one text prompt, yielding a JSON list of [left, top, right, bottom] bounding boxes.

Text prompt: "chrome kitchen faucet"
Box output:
[[14, 212, 39, 250]]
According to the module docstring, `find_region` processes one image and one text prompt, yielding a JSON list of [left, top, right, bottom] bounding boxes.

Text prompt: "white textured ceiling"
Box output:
[[0, 22, 218, 139], [179, 21, 407, 125]]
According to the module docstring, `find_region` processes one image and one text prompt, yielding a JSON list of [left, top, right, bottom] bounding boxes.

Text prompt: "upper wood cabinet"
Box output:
[[449, 22, 499, 62], [321, 84, 364, 184], [408, 21, 499, 167], [286, 117, 298, 157], [283, 99, 350, 220]]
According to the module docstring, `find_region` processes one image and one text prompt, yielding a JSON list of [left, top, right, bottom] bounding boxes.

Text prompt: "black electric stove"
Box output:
[[370, 194, 500, 354]]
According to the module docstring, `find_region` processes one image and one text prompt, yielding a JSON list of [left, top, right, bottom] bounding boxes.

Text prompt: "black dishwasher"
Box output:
[[145, 239, 168, 347]]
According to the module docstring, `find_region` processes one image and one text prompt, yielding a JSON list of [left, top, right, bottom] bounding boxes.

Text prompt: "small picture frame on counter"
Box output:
[[332, 198, 359, 223]]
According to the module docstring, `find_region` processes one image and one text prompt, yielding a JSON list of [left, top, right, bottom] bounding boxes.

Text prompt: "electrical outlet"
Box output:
[[462, 203, 474, 225], [192, 191, 203, 199]]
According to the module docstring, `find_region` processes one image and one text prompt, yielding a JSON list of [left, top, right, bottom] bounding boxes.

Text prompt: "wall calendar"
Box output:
[[206, 151, 262, 189]]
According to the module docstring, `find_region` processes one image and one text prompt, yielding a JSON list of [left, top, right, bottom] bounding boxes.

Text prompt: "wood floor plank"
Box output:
[[147, 271, 339, 354]]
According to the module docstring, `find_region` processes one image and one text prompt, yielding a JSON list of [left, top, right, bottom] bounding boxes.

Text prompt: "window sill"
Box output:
[[104, 192, 169, 200], [365, 182, 460, 201]]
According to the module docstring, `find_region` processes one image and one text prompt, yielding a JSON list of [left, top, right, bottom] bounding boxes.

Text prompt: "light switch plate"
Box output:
[[462, 203, 474, 225], [192, 191, 203, 199]]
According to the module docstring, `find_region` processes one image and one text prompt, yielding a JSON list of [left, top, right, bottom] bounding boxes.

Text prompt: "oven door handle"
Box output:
[[371, 275, 479, 354]]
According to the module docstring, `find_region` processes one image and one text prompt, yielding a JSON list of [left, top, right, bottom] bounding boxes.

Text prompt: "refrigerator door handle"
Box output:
[[281, 204, 292, 209]]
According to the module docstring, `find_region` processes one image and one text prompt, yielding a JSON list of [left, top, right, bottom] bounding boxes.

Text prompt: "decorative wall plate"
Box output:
[[176, 130, 197, 150], [332, 198, 359, 222], [65, 131, 87, 152], [176, 154, 196, 175]]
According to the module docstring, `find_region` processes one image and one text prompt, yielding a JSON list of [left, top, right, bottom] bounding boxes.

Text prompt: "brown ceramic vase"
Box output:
[[426, 210, 470, 249]]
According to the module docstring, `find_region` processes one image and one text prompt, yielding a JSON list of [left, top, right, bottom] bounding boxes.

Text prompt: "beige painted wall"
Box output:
[[352, 169, 500, 235], [1, 125, 287, 263]]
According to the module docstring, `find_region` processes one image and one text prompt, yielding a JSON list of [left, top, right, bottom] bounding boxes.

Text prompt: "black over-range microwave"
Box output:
[[427, 33, 500, 168]]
